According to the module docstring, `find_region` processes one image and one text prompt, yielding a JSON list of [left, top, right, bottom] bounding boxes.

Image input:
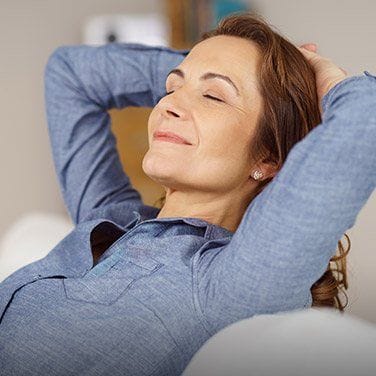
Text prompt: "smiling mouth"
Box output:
[[153, 133, 192, 145]]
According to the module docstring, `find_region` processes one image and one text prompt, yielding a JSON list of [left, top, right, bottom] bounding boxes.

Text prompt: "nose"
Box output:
[[164, 107, 180, 118], [159, 91, 189, 121], [161, 102, 185, 120]]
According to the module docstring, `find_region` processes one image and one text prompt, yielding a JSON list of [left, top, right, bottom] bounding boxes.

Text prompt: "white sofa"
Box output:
[[183, 307, 376, 376], [0, 211, 73, 283]]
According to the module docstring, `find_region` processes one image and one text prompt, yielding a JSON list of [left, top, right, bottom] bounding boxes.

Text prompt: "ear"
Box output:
[[252, 158, 280, 180]]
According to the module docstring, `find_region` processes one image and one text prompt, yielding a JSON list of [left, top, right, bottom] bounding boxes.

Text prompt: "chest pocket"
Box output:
[[63, 251, 163, 306]]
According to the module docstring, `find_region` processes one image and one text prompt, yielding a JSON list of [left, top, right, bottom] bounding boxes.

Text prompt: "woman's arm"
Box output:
[[44, 42, 189, 225], [195, 72, 376, 335]]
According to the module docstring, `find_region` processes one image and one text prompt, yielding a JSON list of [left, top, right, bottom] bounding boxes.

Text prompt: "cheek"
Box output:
[[199, 113, 251, 159]]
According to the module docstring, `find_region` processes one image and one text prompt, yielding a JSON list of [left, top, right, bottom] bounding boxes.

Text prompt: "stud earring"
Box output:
[[252, 170, 263, 180]]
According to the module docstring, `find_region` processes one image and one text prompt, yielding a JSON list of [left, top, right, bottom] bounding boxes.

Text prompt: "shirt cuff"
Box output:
[[321, 70, 376, 114]]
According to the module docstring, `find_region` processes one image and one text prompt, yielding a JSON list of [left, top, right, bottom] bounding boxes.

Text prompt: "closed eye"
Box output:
[[203, 94, 224, 102], [164, 91, 224, 103]]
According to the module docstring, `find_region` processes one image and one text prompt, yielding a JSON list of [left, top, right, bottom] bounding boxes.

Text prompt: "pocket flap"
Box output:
[[63, 253, 163, 305], [63, 275, 134, 305], [114, 252, 162, 272]]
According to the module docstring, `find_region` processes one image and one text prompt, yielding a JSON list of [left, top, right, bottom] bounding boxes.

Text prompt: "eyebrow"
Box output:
[[166, 68, 240, 96]]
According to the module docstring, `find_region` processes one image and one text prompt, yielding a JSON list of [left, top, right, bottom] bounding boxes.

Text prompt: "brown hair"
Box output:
[[154, 11, 350, 312]]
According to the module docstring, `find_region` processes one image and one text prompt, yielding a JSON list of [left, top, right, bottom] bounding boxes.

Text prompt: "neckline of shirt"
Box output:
[[130, 210, 234, 240]]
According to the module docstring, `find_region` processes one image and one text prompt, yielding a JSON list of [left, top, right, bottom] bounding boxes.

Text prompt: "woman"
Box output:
[[0, 12, 375, 376]]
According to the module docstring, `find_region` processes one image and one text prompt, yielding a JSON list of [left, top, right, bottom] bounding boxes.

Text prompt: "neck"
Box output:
[[156, 188, 255, 233]]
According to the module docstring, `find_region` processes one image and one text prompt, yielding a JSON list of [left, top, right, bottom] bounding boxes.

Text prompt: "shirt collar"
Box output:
[[130, 210, 233, 240], [13, 211, 233, 284]]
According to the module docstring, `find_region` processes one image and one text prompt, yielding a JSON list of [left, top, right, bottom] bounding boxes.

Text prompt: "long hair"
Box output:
[[154, 11, 350, 311]]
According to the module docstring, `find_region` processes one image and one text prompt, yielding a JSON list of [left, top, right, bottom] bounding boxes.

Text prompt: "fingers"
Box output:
[[298, 44, 318, 56], [298, 45, 320, 63], [298, 45, 348, 76], [300, 43, 318, 52]]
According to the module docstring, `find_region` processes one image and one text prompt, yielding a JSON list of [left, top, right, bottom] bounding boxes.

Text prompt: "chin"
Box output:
[[142, 152, 193, 190], [142, 151, 174, 181]]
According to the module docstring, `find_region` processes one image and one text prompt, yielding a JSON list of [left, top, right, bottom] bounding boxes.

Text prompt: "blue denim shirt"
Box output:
[[0, 42, 375, 376]]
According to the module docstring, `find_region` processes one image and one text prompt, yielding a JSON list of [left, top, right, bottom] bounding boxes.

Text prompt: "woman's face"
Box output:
[[143, 35, 263, 195]]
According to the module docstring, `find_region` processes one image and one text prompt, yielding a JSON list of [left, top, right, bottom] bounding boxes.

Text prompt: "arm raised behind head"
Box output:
[[44, 43, 189, 225], [194, 71, 376, 335]]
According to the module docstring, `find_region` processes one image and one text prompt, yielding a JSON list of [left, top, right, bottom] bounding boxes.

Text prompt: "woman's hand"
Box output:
[[299, 43, 350, 115]]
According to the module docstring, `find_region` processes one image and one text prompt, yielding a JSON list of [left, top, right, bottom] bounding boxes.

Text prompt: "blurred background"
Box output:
[[0, 0, 375, 323]]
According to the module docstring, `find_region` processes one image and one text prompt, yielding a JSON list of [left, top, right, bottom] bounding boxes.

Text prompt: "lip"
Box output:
[[153, 131, 192, 145]]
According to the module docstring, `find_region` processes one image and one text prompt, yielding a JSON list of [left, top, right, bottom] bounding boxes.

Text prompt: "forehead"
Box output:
[[177, 35, 261, 94]]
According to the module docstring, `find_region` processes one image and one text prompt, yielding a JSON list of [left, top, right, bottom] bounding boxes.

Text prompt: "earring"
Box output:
[[252, 170, 263, 180]]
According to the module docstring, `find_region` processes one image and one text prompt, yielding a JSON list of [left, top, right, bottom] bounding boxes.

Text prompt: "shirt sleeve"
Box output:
[[195, 71, 376, 335], [44, 42, 189, 225]]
